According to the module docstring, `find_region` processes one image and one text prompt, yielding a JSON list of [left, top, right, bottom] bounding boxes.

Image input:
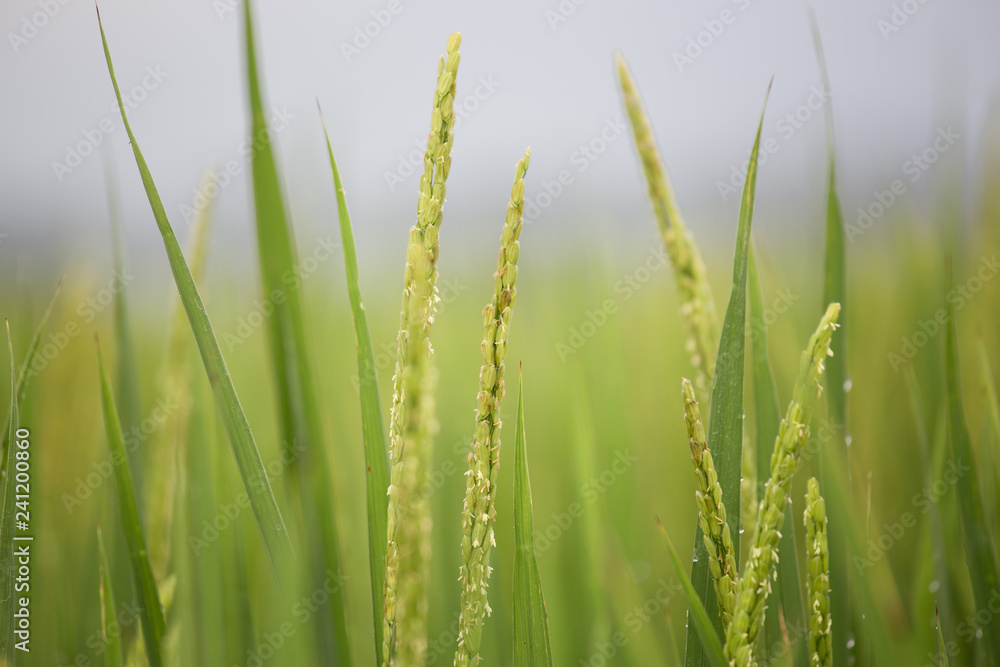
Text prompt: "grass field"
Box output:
[[3, 4, 1000, 667]]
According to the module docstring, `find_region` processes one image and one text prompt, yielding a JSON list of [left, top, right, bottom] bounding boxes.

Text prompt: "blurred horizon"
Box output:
[[7, 3, 1000, 665], [1, 0, 999, 288]]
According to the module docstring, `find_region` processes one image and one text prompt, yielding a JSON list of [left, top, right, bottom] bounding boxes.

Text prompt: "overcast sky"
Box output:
[[1, 0, 998, 277]]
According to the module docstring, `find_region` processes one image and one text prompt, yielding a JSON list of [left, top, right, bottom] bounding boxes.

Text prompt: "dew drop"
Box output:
[[845, 435, 853, 447], [846, 639, 856, 649], [977, 628, 984, 638], [843, 379, 853, 392], [928, 580, 940, 593], [739, 525, 745, 535]]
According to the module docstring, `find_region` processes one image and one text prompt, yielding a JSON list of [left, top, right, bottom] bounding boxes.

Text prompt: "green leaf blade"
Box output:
[[686, 82, 770, 667], [905, 366, 953, 645], [1, 278, 62, 463], [97, 7, 293, 580], [106, 163, 143, 442], [513, 372, 554, 667], [749, 250, 807, 666], [0, 323, 19, 659], [320, 111, 390, 665], [811, 18, 852, 666], [935, 604, 949, 667], [241, 3, 351, 661], [944, 261, 1000, 662], [658, 518, 728, 667], [96, 339, 165, 667], [97, 526, 123, 667]]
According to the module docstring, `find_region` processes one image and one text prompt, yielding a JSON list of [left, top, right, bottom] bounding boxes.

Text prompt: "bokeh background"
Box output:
[[2, 0, 1000, 665]]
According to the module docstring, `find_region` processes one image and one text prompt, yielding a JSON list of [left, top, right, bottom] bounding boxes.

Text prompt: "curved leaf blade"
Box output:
[[320, 108, 390, 665], [96, 338, 165, 667], [1, 278, 63, 464], [96, 7, 293, 578]]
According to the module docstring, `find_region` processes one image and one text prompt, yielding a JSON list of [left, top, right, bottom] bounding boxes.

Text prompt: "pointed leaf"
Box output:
[[513, 371, 554, 667], [96, 337, 165, 667], [320, 108, 390, 665], [97, 526, 123, 667], [810, 18, 852, 667], [686, 82, 770, 666], [96, 6, 292, 578], [935, 604, 949, 667], [0, 278, 62, 463], [658, 518, 727, 667], [241, 5, 351, 660]]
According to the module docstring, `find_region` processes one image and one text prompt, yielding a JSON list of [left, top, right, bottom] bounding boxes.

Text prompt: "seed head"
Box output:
[[454, 148, 530, 667], [724, 303, 840, 666]]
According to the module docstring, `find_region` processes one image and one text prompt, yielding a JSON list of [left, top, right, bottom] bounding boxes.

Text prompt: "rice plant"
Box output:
[[6, 4, 1000, 667], [382, 31, 462, 667], [805, 478, 832, 667], [454, 149, 530, 667]]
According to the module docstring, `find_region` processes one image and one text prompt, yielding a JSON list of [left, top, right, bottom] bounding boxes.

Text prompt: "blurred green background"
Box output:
[[7, 177, 1000, 665], [4, 1, 1000, 665]]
